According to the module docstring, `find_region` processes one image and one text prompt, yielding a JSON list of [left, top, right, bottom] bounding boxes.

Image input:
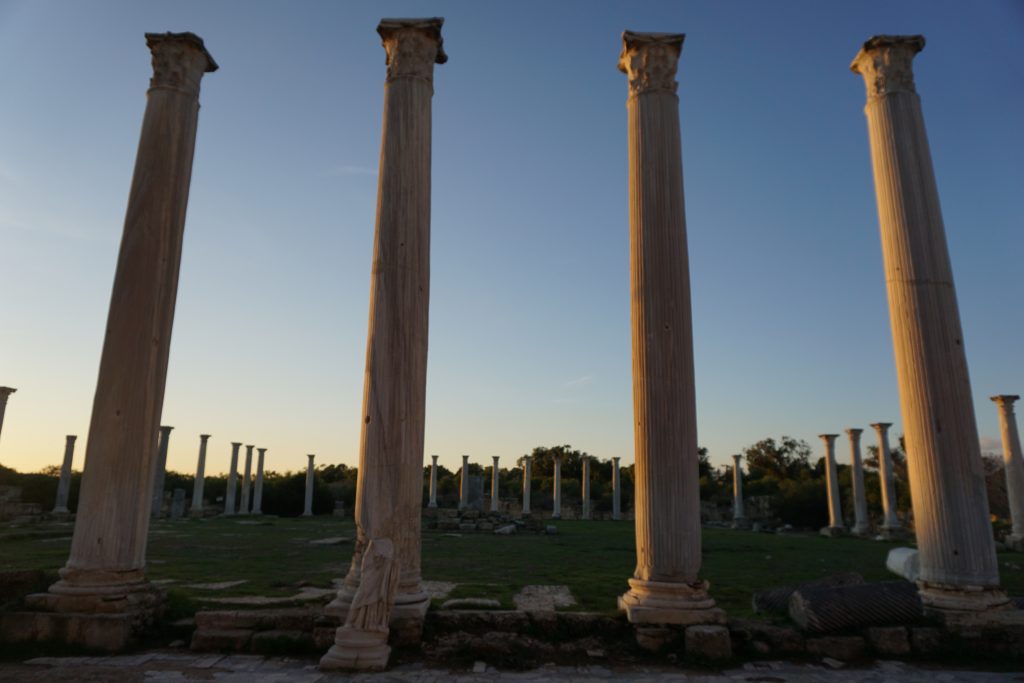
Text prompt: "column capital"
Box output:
[[430, 454, 439, 463], [461, 454, 469, 463], [850, 35, 924, 101], [612, 456, 620, 463], [618, 30, 684, 98], [492, 455, 500, 463], [732, 453, 742, 463], [869, 422, 892, 432], [245, 444, 254, 450], [819, 433, 839, 442], [160, 425, 174, 433], [231, 441, 242, 449], [307, 453, 315, 461], [145, 32, 217, 97], [845, 428, 864, 438], [199, 433, 211, 440], [0, 387, 16, 399], [257, 447, 266, 455], [66, 434, 77, 442], [990, 394, 1020, 411], [378, 18, 446, 84]]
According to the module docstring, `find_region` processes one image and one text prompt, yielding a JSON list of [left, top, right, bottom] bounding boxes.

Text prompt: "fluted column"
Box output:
[[552, 456, 562, 519], [870, 423, 901, 534], [0, 387, 16, 447], [52, 435, 77, 514], [612, 456, 621, 521], [303, 454, 315, 517], [992, 396, 1024, 547], [852, 35, 1004, 612], [581, 457, 591, 520], [616, 31, 722, 626], [321, 19, 445, 670], [427, 455, 439, 508], [224, 442, 240, 515], [522, 456, 532, 514], [191, 434, 209, 516], [252, 447, 266, 515], [731, 454, 745, 524], [490, 456, 500, 512], [239, 444, 253, 514], [846, 428, 870, 536], [459, 454, 470, 510], [820, 434, 844, 534], [41, 33, 216, 617], [150, 425, 173, 518]]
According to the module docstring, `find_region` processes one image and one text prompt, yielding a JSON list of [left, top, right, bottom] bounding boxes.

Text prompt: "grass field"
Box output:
[[2, 516, 1022, 620]]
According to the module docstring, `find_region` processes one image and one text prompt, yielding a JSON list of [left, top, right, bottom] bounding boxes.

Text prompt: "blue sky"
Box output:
[[1, 1, 1021, 477]]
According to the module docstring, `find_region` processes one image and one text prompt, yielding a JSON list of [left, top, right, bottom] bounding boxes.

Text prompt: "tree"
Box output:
[[742, 436, 812, 481]]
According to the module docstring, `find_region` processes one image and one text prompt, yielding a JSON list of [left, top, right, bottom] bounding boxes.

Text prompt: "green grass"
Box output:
[[2, 516, 1022, 620]]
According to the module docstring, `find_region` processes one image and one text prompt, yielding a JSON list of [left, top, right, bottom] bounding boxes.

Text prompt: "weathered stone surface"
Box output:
[[805, 635, 867, 661], [909, 626, 944, 655], [193, 608, 317, 632], [189, 628, 254, 652], [249, 629, 315, 654], [752, 572, 864, 615], [866, 625, 911, 655], [729, 619, 805, 655], [441, 598, 501, 610], [684, 624, 732, 662]]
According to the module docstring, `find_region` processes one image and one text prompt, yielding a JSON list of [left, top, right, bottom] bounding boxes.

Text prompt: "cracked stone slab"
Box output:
[[197, 587, 334, 605], [184, 580, 248, 590], [512, 584, 576, 612]]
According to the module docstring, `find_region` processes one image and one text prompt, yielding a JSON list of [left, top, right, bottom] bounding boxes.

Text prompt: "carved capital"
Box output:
[[819, 434, 839, 445], [378, 18, 446, 85], [850, 35, 924, 101], [991, 394, 1020, 413], [869, 422, 892, 433], [0, 387, 15, 402], [618, 31, 684, 98], [145, 32, 217, 97], [845, 428, 863, 440]]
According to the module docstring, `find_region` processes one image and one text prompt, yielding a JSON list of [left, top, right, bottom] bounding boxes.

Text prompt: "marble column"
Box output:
[[820, 434, 844, 535], [52, 435, 77, 514], [303, 454, 315, 517], [616, 31, 722, 627], [611, 456, 621, 521], [35, 33, 216, 633], [581, 457, 591, 520], [321, 19, 446, 670], [427, 455, 439, 508], [552, 456, 562, 519], [846, 428, 870, 536], [239, 444, 253, 514], [521, 455, 532, 515], [0, 387, 15, 447], [731, 454, 746, 525], [852, 35, 1004, 613], [150, 425, 173, 518], [459, 454, 470, 510], [991, 395, 1024, 548], [191, 434, 209, 516], [490, 456, 500, 512], [252, 447, 266, 515], [870, 422, 901, 534], [224, 442, 241, 515]]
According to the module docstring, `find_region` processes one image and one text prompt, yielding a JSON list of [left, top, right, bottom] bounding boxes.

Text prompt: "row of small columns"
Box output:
[[816, 425, 903, 536]]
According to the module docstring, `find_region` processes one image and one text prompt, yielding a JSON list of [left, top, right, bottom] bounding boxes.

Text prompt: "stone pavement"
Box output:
[[0, 653, 1020, 682]]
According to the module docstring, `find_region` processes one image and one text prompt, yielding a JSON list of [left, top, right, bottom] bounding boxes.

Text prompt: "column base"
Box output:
[[730, 517, 751, 530], [618, 578, 726, 626], [390, 590, 429, 645], [879, 525, 908, 540], [850, 524, 872, 537], [1004, 534, 1024, 552], [819, 526, 846, 538], [319, 626, 390, 671], [918, 581, 1024, 630], [427, 502, 437, 509]]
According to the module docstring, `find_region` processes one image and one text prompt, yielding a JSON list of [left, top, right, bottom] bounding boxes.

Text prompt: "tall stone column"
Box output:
[[522, 455, 532, 514], [846, 428, 870, 536], [820, 434, 844, 535], [616, 31, 722, 627], [303, 454, 315, 517], [52, 435, 77, 514], [239, 444, 253, 514], [191, 434, 209, 516], [991, 395, 1024, 549], [870, 422, 901, 535], [731, 454, 746, 527], [459, 454, 470, 510], [321, 19, 445, 670], [427, 455, 438, 508], [490, 456, 500, 512], [552, 456, 562, 519], [150, 425, 173, 518], [612, 456, 621, 521], [224, 442, 241, 515], [252, 447, 266, 515], [0, 387, 15, 447], [30, 33, 216, 644], [581, 457, 591, 520], [852, 35, 1006, 614]]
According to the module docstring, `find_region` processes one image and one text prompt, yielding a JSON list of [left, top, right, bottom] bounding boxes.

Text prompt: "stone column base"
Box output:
[[879, 525, 908, 540], [819, 526, 846, 538], [919, 582, 1023, 628], [850, 524, 872, 537], [1005, 534, 1024, 552], [730, 518, 751, 530], [319, 626, 390, 671], [390, 591, 429, 645], [618, 578, 726, 627]]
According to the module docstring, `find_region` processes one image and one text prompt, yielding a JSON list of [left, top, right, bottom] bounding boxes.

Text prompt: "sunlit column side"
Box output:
[[616, 30, 723, 626], [846, 428, 870, 536], [581, 457, 592, 520], [731, 454, 745, 525], [427, 454, 439, 508], [52, 435, 78, 514], [224, 442, 241, 515], [490, 456, 500, 512], [459, 454, 470, 510], [521, 455, 532, 514], [820, 434, 844, 535], [303, 454, 315, 517], [611, 456, 621, 521], [870, 423, 902, 534], [150, 425, 173, 518], [552, 456, 562, 519], [239, 444, 253, 515], [0, 387, 16, 447], [191, 434, 209, 516], [252, 447, 266, 515], [852, 35, 1005, 614], [991, 396, 1024, 549]]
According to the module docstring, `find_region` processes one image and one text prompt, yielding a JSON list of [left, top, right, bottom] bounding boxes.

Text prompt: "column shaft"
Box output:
[[253, 447, 266, 514], [821, 434, 843, 531], [0, 388, 15, 446], [240, 445, 253, 514], [847, 429, 870, 535], [459, 455, 469, 510], [490, 456, 500, 512], [224, 442, 240, 515], [150, 426, 173, 518], [732, 454, 745, 521], [53, 435, 77, 514], [428, 455, 438, 508], [581, 457, 591, 520], [191, 434, 209, 516], [992, 396, 1024, 542], [612, 457, 621, 521], [522, 456, 532, 514], [303, 454, 315, 516], [871, 423, 901, 531], [552, 457, 562, 519]]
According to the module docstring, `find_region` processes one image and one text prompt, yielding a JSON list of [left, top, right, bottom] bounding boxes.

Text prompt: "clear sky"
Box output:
[[1, 1, 1021, 478]]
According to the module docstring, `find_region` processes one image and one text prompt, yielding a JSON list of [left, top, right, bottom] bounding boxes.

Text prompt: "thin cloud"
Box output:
[[563, 375, 594, 388]]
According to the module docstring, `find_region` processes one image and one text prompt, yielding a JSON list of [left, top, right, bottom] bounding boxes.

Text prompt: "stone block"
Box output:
[[189, 628, 254, 652], [0, 611, 140, 651], [458, 523, 477, 532], [805, 635, 866, 661], [193, 608, 316, 632], [437, 519, 460, 531], [729, 619, 804, 655], [909, 626, 943, 655], [440, 598, 501, 610], [249, 629, 314, 654], [313, 625, 337, 650], [684, 624, 732, 662], [477, 522, 494, 531], [866, 625, 910, 655]]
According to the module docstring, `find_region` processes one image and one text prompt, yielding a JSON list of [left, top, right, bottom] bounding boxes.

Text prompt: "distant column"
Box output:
[[459, 454, 469, 510], [581, 457, 591, 520], [428, 455, 439, 508], [731, 454, 745, 524], [611, 456, 621, 521], [521, 455, 532, 514], [820, 434, 844, 535], [852, 35, 1004, 612], [224, 442, 241, 515], [252, 447, 266, 515], [0, 387, 15, 447], [150, 425, 173, 518], [490, 456, 500, 512], [991, 395, 1024, 548], [870, 423, 901, 534], [846, 428, 870, 536], [552, 456, 562, 519], [52, 435, 77, 514], [303, 454, 315, 517], [239, 444, 254, 514], [191, 434, 209, 516]]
